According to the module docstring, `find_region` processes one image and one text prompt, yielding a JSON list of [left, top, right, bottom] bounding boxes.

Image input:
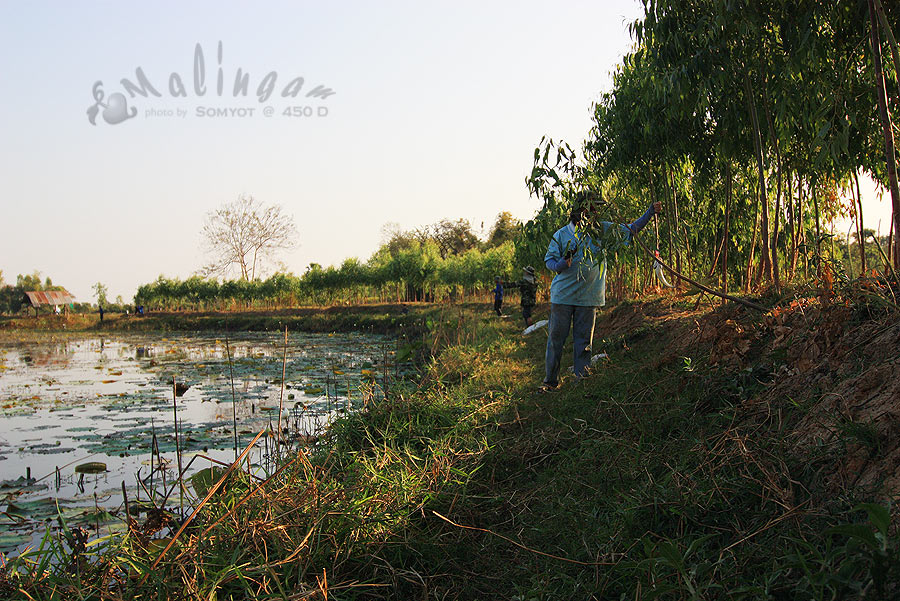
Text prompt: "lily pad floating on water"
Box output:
[[190, 467, 226, 498], [0, 531, 33, 551], [0, 477, 47, 494], [72, 507, 117, 527], [74, 461, 107, 474], [5, 497, 82, 522], [25, 442, 75, 455]]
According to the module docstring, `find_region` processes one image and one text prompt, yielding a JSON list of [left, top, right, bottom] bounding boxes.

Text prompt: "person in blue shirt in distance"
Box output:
[[541, 190, 662, 389], [493, 276, 504, 316]]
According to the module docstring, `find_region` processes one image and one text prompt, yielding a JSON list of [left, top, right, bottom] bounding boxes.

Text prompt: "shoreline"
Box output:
[[0, 302, 461, 336]]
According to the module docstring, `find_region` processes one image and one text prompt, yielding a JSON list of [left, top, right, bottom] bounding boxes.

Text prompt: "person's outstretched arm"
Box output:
[[618, 201, 663, 245], [544, 231, 572, 273]]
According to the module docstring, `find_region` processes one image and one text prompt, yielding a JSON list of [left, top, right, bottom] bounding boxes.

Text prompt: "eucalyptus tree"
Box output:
[[632, 0, 778, 286], [630, 1, 897, 286], [590, 40, 709, 284]]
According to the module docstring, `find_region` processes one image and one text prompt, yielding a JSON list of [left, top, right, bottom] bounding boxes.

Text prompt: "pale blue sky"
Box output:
[[0, 1, 890, 301]]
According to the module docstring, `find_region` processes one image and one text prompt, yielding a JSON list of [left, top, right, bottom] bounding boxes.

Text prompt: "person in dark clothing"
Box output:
[[98, 304, 104, 322], [493, 276, 504, 316], [502, 266, 538, 326]]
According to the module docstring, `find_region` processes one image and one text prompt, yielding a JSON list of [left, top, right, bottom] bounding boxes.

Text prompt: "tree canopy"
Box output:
[[520, 0, 900, 295]]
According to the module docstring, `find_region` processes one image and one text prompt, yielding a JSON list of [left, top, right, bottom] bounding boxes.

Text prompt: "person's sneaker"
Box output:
[[537, 382, 559, 393]]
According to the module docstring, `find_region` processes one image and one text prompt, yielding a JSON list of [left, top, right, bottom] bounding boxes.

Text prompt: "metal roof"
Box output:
[[24, 290, 77, 307]]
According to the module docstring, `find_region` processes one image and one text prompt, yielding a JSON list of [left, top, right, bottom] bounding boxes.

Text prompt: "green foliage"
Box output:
[[486, 211, 522, 248], [0, 285, 23, 315], [515, 194, 568, 273], [134, 239, 520, 310], [0, 271, 70, 315], [518, 1, 900, 296], [92, 282, 108, 306]]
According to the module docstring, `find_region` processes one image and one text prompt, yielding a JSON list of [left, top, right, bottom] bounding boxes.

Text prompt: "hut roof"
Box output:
[[24, 290, 77, 307]]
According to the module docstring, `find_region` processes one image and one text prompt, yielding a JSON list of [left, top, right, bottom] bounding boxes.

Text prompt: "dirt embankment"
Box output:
[[602, 298, 900, 499]]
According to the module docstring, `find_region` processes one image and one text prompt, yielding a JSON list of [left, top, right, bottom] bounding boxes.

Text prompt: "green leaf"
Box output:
[[685, 533, 716, 558], [656, 540, 684, 569], [856, 503, 890, 538], [826, 524, 878, 550]]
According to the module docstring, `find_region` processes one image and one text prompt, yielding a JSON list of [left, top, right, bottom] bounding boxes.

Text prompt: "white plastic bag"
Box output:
[[523, 319, 549, 335]]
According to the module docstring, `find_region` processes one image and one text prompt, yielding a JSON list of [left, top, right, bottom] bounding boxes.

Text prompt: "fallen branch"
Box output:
[[626, 221, 766, 312]]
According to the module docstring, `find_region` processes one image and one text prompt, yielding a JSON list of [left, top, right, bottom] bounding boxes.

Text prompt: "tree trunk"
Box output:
[[663, 164, 683, 287], [633, 244, 639, 295], [745, 74, 772, 282], [671, 168, 693, 281], [854, 170, 867, 274], [889, 213, 894, 266], [649, 165, 677, 286], [798, 175, 805, 275], [723, 162, 732, 293], [763, 87, 783, 291], [846, 227, 855, 281], [831, 223, 837, 264], [868, 0, 900, 269], [745, 197, 759, 293], [786, 168, 796, 279], [873, 0, 900, 103], [813, 181, 822, 267]]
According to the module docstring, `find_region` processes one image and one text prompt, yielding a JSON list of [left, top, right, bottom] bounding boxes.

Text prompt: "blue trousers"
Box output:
[[544, 303, 597, 386]]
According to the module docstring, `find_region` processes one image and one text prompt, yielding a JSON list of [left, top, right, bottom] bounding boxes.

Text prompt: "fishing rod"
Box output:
[[581, 194, 766, 312]]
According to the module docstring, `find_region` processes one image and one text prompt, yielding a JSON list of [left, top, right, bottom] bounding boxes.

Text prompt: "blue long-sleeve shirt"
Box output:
[[544, 205, 655, 307]]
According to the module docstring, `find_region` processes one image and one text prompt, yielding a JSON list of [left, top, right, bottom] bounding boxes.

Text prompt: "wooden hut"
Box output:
[[24, 289, 77, 316]]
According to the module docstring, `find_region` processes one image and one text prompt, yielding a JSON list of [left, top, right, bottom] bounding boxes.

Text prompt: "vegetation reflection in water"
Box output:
[[0, 331, 405, 557]]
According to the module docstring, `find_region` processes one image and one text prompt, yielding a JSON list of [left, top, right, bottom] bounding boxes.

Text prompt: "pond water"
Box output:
[[0, 331, 401, 557]]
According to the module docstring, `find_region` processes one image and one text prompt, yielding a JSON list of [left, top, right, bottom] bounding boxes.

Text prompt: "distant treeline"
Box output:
[[135, 241, 521, 310], [0, 272, 91, 315]]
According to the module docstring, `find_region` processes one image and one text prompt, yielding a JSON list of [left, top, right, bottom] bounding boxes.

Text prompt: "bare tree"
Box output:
[[429, 219, 479, 258], [201, 195, 298, 280]]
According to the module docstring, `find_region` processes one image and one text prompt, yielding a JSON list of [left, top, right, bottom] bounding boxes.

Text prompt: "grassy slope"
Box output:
[[3, 299, 898, 600], [310, 299, 899, 599]]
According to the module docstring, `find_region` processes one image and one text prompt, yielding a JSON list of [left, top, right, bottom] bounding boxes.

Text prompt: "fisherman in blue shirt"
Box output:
[[541, 191, 661, 390], [493, 276, 504, 316]]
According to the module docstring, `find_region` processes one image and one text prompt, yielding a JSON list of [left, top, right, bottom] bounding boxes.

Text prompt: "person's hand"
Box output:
[[565, 257, 573, 268], [652, 201, 663, 214]]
